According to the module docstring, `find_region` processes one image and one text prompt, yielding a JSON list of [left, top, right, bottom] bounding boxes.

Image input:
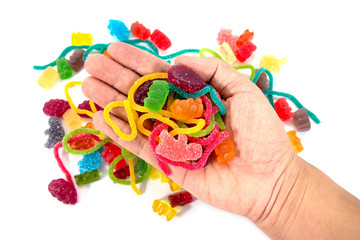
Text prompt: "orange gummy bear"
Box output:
[[214, 132, 235, 163], [287, 130, 304, 153], [169, 98, 203, 120]]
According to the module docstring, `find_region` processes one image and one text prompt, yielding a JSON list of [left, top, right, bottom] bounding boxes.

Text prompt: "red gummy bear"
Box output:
[[101, 143, 122, 164], [151, 29, 172, 50], [236, 29, 254, 48], [130, 21, 151, 40], [234, 41, 257, 62], [168, 191, 194, 208], [274, 98, 294, 121]]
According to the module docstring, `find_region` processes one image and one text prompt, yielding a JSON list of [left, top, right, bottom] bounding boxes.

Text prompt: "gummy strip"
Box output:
[[62, 128, 111, 155], [178, 114, 216, 137], [89, 100, 98, 113], [82, 43, 110, 61], [263, 90, 321, 124], [215, 112, 226, 130], [234, 64, 256, 81], [200, 95, 213, 128], [251, 68, 274, 106], [64, 81, 95, 118], [188, 122, 220, 147], [108, 155, 152, 185], [199, 48, 222, 59], [168, 83, 226, 115], [123, 39, 159, 55], [121, 147, 136, 159], [158, 49, 200, 60], [54, 141, 75, 188], [103, 100, 138, 141], [33, 45, 90, 70], [128, 158, 141, 195]]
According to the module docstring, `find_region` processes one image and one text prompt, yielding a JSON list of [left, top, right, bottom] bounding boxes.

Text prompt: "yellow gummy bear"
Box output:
[[217, 42, 237, 65], [71, 32, 93, 46], [287, 130, 304, 153], [37, 66, 59, 89], [168, 180, 182, 192], [63, 109, 82, 130], [152, 199, 178, 221], [259, 54, 287, 73]]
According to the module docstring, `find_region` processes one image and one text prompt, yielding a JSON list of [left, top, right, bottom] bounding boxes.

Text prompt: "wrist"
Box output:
[[254, 154, 310, 239]]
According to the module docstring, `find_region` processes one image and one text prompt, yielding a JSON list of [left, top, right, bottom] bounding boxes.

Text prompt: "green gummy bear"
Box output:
[[144, 80, 169, 113], [74, 169, 100, 186], [134, 158, 148, 177], [56, 57, 73, 80]]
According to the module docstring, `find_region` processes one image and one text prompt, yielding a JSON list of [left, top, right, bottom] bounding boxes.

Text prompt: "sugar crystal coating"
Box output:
[[108, 19, 130, 41], [293, 108, 311, 132], [168, 64, 206, 93], [134, 80, 154, 106], [43, 99, 71, 118], [101, 143, 122, 163], [217, 28, 238, 50], [78, 150, 102, 174], [67, 49, 85, 72], [168, 191, 194, 208], [48, 178, 77, 205], [44, 116, 65, 148]]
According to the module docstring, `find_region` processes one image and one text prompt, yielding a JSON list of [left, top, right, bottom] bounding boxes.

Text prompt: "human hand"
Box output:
[[82, 42, 297, 222]]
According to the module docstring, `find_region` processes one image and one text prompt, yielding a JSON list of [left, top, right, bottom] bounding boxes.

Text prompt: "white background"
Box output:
[[1, 0, 359, 239]]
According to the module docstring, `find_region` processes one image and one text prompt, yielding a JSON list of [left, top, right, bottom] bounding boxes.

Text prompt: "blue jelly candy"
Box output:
[[78, 148, 103, 174], [44, 116, 65, 148], [108, 20, 130, 41]]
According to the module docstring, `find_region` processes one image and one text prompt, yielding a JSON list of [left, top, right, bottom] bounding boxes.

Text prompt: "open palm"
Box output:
[[82, 42, 296, 222]]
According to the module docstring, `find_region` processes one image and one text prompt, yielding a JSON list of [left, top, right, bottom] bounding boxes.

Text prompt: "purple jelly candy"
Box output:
[[168, 64, 206, 93], [48, 178, 77, 205], [293, 108, 311, 132], [134, 80, 154, 106]]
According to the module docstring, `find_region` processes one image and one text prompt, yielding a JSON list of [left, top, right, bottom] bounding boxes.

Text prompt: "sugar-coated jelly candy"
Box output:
[[74, 169, 101, 186], [287, 130, 304, 153], [78, 150, 102, 174], [170, 98, 204, 120], [43, 99, 71, 118], [217, 42, 237, 65], [108, 19, 130, 41], [67, 49, 85, 72], [134, 158, 148, 177], [71, 32, 93, 46], [63, 109, 82, 130], [217, 28, 238, 51], [274, 98, 294, 121], [236, 29, 254, 48], [113, 165, 130, 179], [48, 178, 77, 205], [150, 29, 171, 50], [255, 69, 269, 91], [144, 80, 169, 113], [152, 199, 178, 221], [233, 41, 257, 62], [155, 130, 202, 162], [214, 133, 235, 163], [130, 21, 151, 40], [44, 116, 65, 148], [56, 57, 73, 80], [168, 64, 206, 93], [121, 147, 136, 159], [134, 80, 154, 106], [168, 191, 194, 208], [101, 143, 122, 163], [37, 66, 59, 89], [293, 108, 311, 132], [259, 55, 287, 73], [78, 100, 103, 118]]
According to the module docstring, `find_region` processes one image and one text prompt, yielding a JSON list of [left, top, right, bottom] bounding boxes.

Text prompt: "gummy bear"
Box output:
[[56, 57, 73, 80], [214, 133, 235, 163], [287, 130, 304, 153], [274, 98, 294, 121], [48, 178, 77, 205], [134, 158, 148, 177], [259, 55, 287, 73], [63, 109, 82, 130], [293, 108, 311, 132], [44, 116, 65, 148], [155, 129, 202, 162], [217, 28, 238, 51], [78, 100, 103, 118], [143, 80, 169, 113], [113, 165, 130, 179], [130, 21, 151, 40], [78, 150, 102, 174], [37, 66, 59, 89], [43, 99, 71, 118], [101, 143, 122, 164], [168, 191, 194, 208], [67, 49, 85, 72], [170, 98, 204, 120], [233, 41, 257, 62], [150, 29, 171, 50], [168, 64, 206, 93], [255, 69, 269, 91], [217, 42, 237, 65], [236, 29, 254, 48], [74, 169, 101, 186], [108, 19, 130, 41], [152, 199, 178, 221], [71, 32, 93, 46], [134, 80, 154, 106], [168, 180, 182, 192]]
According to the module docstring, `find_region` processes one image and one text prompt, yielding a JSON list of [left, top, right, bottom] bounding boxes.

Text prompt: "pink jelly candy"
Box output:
[[168, 64, 206, 93], [217, 28, 238, 50], [155, 130, 202, 162], [48, 178, 77, 205]]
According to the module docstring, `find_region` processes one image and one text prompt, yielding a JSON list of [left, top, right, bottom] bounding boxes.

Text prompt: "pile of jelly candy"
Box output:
[[35, 19, 320, 221]]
